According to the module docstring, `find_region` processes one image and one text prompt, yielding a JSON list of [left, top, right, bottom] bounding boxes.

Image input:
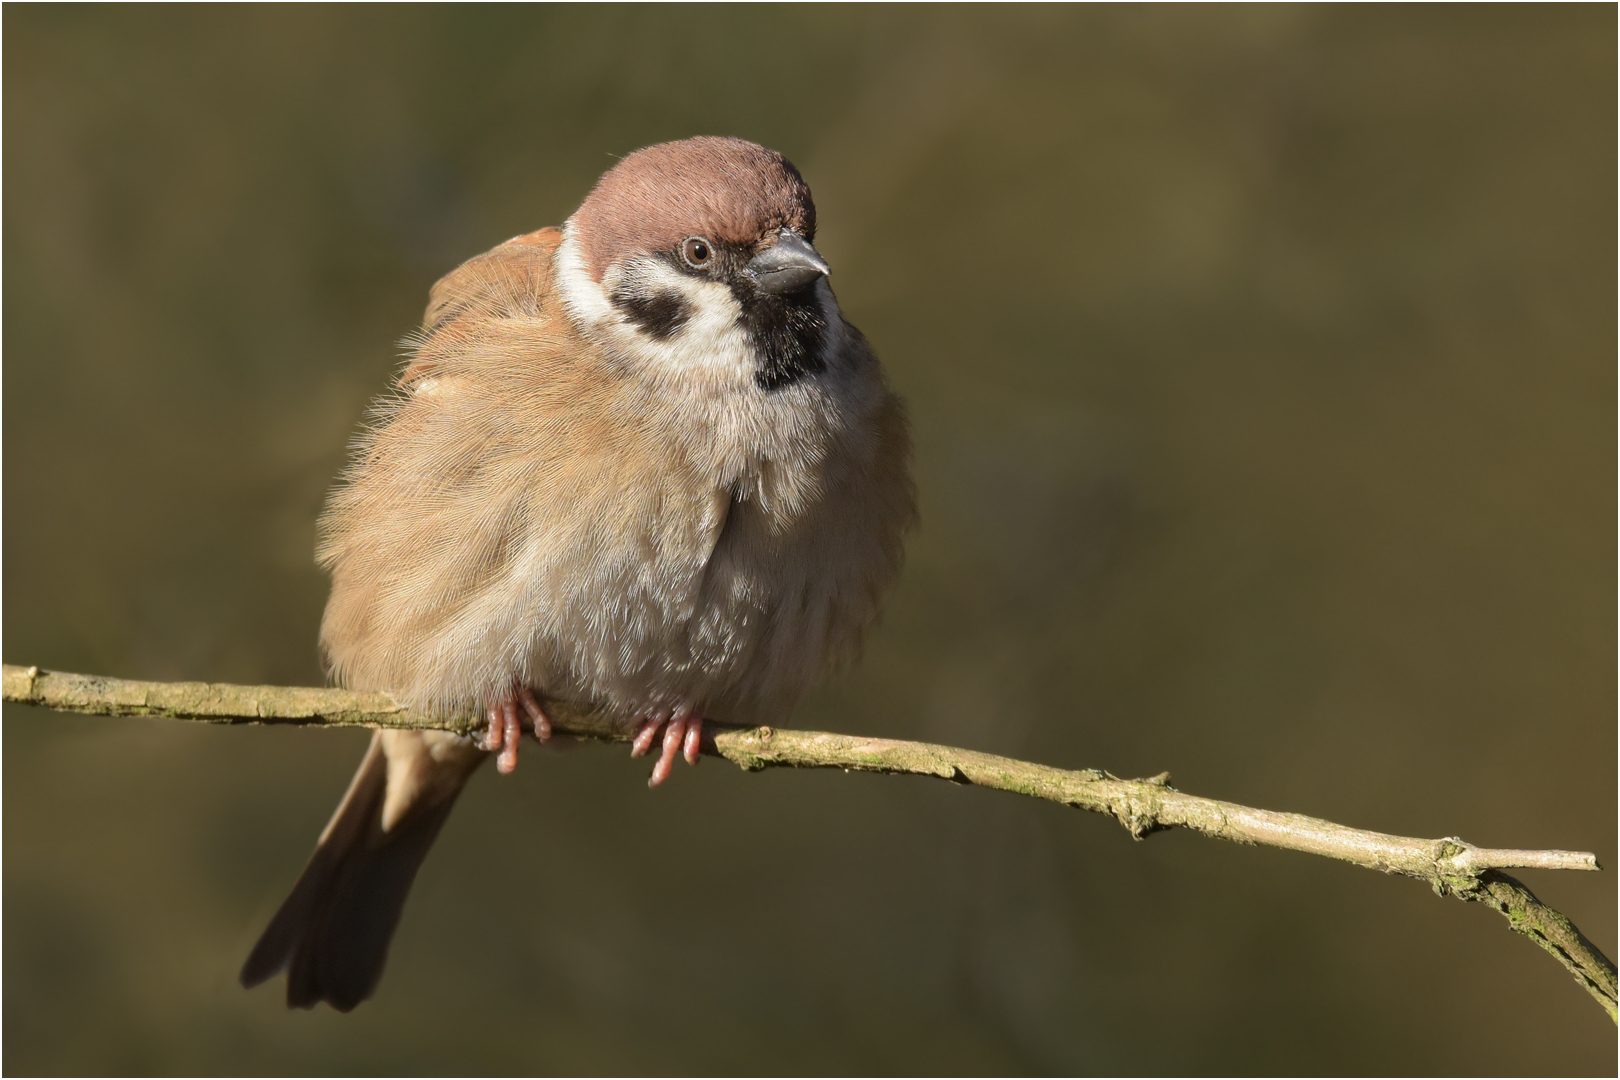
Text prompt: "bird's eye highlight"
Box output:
[[681, 237, 713, 268]]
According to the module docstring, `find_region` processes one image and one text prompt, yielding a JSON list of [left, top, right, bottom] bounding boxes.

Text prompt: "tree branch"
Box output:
[[5, 662, 1613, 1021]]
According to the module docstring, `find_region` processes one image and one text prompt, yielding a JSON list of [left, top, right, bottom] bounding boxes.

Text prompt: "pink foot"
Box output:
[[629, 712, 704, 788], [482, 684, 551, 775]]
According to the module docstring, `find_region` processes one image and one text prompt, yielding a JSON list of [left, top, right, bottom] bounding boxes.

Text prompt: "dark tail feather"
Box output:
[[239, 733, 468, 1012]]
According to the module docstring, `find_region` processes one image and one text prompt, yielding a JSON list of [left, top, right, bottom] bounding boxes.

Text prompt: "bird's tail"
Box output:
[[240, 729, 484, 1011]]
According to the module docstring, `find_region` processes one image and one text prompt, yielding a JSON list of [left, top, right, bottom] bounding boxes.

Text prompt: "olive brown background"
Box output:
[[4, 6, 1614, 1075]]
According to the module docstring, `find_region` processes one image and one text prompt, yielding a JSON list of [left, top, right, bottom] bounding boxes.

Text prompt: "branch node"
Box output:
[[1113, 793, 1168, 841]]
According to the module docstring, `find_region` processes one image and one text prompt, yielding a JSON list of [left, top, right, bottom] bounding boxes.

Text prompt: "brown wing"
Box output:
[[398, 226, 563, 391]]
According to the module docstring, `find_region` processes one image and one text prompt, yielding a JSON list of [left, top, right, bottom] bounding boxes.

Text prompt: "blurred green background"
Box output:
[[4, 5, 1614, 1074]]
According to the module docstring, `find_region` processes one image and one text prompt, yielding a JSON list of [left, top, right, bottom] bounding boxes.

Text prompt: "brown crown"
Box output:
[[571, 136, 816, 282]]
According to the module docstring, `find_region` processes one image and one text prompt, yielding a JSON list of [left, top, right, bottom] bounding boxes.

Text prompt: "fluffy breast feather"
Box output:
[[319, 228, 913, 727]]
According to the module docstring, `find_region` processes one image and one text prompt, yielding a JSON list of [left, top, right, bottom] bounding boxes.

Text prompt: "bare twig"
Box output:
[[4, 662, 1613, 1021]]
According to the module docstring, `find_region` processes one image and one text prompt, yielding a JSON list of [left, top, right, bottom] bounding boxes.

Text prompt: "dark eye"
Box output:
[[681, 236, 713, 268]]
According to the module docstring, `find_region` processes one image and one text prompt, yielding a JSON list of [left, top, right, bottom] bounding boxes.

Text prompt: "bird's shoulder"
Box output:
[[426, 226, 562, 329], [399, 226, 577, 393]]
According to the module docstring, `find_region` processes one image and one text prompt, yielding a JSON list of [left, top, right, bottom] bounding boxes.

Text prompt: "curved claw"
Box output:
[[681, 718, 702, 765], [630, 710, 670, 759], [517, 684, 552, 742]]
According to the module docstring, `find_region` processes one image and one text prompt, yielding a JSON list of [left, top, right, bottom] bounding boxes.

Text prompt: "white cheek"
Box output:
[[555, 227, 755, 385]]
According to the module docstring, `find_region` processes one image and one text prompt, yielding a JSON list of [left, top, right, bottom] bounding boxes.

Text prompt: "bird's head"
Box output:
[[555, 137, 838, 393]]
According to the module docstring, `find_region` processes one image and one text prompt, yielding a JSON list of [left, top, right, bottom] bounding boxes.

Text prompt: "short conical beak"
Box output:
[[745, 232, 830, 295]]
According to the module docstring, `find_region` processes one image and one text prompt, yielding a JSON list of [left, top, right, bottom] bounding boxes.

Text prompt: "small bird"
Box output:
[[239, 137, 914, 1011]]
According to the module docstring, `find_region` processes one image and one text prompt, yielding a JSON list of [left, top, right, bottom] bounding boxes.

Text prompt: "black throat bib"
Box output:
[[737, 289, 827, 392]]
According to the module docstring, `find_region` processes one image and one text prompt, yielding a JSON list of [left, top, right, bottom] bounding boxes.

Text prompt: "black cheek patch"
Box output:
[[611, 287, 692, 341]]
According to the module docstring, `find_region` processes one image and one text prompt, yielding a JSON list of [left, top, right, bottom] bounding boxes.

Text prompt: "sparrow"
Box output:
[[239, 136, 915, 1012]]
